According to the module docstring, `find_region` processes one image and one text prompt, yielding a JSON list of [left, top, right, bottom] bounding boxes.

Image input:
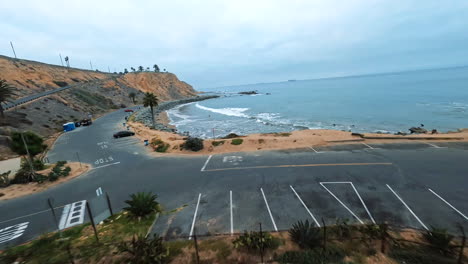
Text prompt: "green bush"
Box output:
[[52, 166, 62, 174], [211, 140, 225, 147], [0, 171, 11, 187], [150, 138, 170, 153], [10, 131, 47, 156], [231, 138, 243, 145], [124, 192, 162, 218], [289, 220, 322, 249], [12, 169, 34, 184], [276, 246, 345, 264], [118, 234, 169, 263], [183, 137, 204, 151], [32, 159, 45, 170], [55, 160, 67, 168], [233, 231, 280, 252], [35, 173, 47, 184], [61, 166, 71, 177], [423, 226, 454, 255], [48, 172, 59, 182]]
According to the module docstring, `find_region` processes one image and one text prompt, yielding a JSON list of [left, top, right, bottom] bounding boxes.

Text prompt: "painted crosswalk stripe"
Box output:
[[59, 200, 87, 230], [0, 222, 29, 244]]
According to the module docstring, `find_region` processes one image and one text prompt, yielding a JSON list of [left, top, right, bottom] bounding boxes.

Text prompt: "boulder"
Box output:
[[409, 127, 427, 134]]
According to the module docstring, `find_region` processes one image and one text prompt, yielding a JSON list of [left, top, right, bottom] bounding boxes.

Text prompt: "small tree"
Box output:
[[142, 92, 158, 128], [118, 234, 169, 263], [138, 66, 144, 72], [289, 220, 322, 249], [0, 79, 15, 118], [128, 92, 136, 104], [124, 192, 161, 219], [131, 67, 136, 72], [10, 131, 47, 157], [153, 64, 160, 72], [124, 68, 129, 74]]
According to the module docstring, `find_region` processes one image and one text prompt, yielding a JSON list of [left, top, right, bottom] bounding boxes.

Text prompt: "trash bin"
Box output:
[[144, 139, 149, 146]]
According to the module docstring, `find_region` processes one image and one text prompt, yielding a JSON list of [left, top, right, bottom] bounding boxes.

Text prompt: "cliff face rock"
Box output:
[[0, 55, 197, 139]]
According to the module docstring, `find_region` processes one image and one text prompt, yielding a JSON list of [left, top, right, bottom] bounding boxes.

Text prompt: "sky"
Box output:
[[2, 0, 468, 90]]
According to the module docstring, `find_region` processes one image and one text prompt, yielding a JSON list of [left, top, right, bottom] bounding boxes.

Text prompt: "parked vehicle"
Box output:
[[124, 109, 134, 112], [81, 119, 93, 126], [113, 131, 135, 138], [74, 122, 82, 127], [63, 122, 76, 132]]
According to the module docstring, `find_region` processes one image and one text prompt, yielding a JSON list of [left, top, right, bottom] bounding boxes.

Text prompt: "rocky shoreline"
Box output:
[[133, 95, 219, 132]]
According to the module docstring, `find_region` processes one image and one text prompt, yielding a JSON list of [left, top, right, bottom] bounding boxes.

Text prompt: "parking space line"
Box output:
[[260, 188, 278, 231], [200, 155, 212, 172], [189, 193, 202, 239], [428, 188, 468, 221], [290, 185, 321, 227], [308, 147, 323, 153], [350, 183, 376, 224], [362, 142, 374, 149], [230, 190, 234, 235], [320, 182, 364, 224], [203, 162, 392, 172], [386, 184, 429, 230]]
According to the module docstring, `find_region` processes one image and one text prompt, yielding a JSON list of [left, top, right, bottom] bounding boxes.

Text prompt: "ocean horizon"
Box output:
[[167, 66, 468, 138]]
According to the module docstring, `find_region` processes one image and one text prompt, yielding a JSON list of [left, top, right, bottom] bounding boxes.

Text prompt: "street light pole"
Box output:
[[10, 41, 17, 59]]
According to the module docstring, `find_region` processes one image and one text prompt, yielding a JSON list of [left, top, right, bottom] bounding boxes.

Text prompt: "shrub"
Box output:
[[55, 160, 67, 168], [233, 231, 280, 252], [32, 159, 45, 170], [124, 192, 162, 218], [211, 140, 225, 147], [52, 166, 62, 174], [277, 246, 345, 264], [423, 226, 454, 255], [289, 220, 322, 249], [12, 169, 35, 184], [183, 137, 204, 151], [0, 171, 11, 187], [231, 138, 243, 145], [118, 234, 169, 263], [61, 166, 71, 177], [222, 133, 241, 139], [10, 131, 47, 156], [35, 173, 47, 183], [151, 138, 170, 153], [48, 172, 59, 182]]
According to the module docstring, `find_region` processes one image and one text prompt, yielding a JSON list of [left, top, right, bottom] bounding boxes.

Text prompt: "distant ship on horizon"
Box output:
[[288, 79, 296, 82]]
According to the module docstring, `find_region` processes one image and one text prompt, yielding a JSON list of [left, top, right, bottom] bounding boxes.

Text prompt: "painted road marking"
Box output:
[[92, 161, 121, 170], [189, 193, 202, 239], [0, 205, 68, 225], [94, 156, 114, 165], [222, 156, 243, 165], [96, 187, 103, 196], [349, 182, 376, 224], [308, 147, 323, 153], [428, 188, 468, 221], [260, 188, 278, 231], [290, 185, 320, 227], [97, 141, 109, 149], [421, 142, 445, 148], [386, 184, 429, 230], [0, 222, 29, 244], [362, 142, 374, 149], [203, 162, 392, 172], [200, 155, 212, 172], [320, 182, 363, 224], [230, 190, 234, 235], [59, 200, 86, 230]]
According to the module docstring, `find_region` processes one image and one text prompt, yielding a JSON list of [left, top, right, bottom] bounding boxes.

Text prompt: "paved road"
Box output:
[[1, 108, 468, 249]]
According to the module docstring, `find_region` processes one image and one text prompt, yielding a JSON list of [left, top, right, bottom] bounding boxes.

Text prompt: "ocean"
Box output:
[[167, 67, 468, 138]]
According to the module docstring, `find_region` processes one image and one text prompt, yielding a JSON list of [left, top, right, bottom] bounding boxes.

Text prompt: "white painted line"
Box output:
[[386, 184, 428, 230], [290, 185, 320, 227], [58, 204, 71, 230], [96, 187, 103, 196], [362, 142, 374, 149], [260, 188, 278, 231], [320, 182, 364, 224], [421, 141, 445, 148], [92, 161, 121, 170], [0, 222, 29, 244], [230, 190, 234, 235], [189, 193, 202, 239], [350, 183, 376, 224], [308, 147, 323, 153], [428, 188, 468, 221], [59, 200, 87, 230], [200, 155, 212, 172], [0, 205, 67, 225]]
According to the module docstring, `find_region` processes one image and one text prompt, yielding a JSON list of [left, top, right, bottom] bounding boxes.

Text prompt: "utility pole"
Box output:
[[10, 41, 17, 59], [107, 66, 110, 73], [59, 54, 64, 66], [90, 61, 93, 71]]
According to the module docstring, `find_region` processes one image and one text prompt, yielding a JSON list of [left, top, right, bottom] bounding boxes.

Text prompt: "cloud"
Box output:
[[1, 0, 468, 88]]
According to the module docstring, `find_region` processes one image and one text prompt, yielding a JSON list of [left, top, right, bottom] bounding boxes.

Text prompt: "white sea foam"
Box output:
[[195, 103, 250, 117]]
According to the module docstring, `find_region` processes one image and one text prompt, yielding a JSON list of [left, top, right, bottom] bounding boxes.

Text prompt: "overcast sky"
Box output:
[[2, 1, 468, 89]]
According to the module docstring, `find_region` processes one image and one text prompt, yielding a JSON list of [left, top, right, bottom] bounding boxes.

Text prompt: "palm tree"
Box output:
[[130, 67, 136, 72], [124, 68, 128, 74], [0, 79, 15, 118], [138, 66, 144, 72], [142, 92, 158, 128], [153, 64, 160, 72], [128, 92, 136, 104]]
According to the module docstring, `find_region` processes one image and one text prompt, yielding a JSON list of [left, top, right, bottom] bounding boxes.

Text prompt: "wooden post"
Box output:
[[193, 228, 200, 264], [458, 224, 466, 264], [259, 222, 264, 263], [47, 198, 59, 230], [105, 192, 113, 216], [380, 223, 388, 254], [322, 218, 327, 250], [86, 202, 99, 242]]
